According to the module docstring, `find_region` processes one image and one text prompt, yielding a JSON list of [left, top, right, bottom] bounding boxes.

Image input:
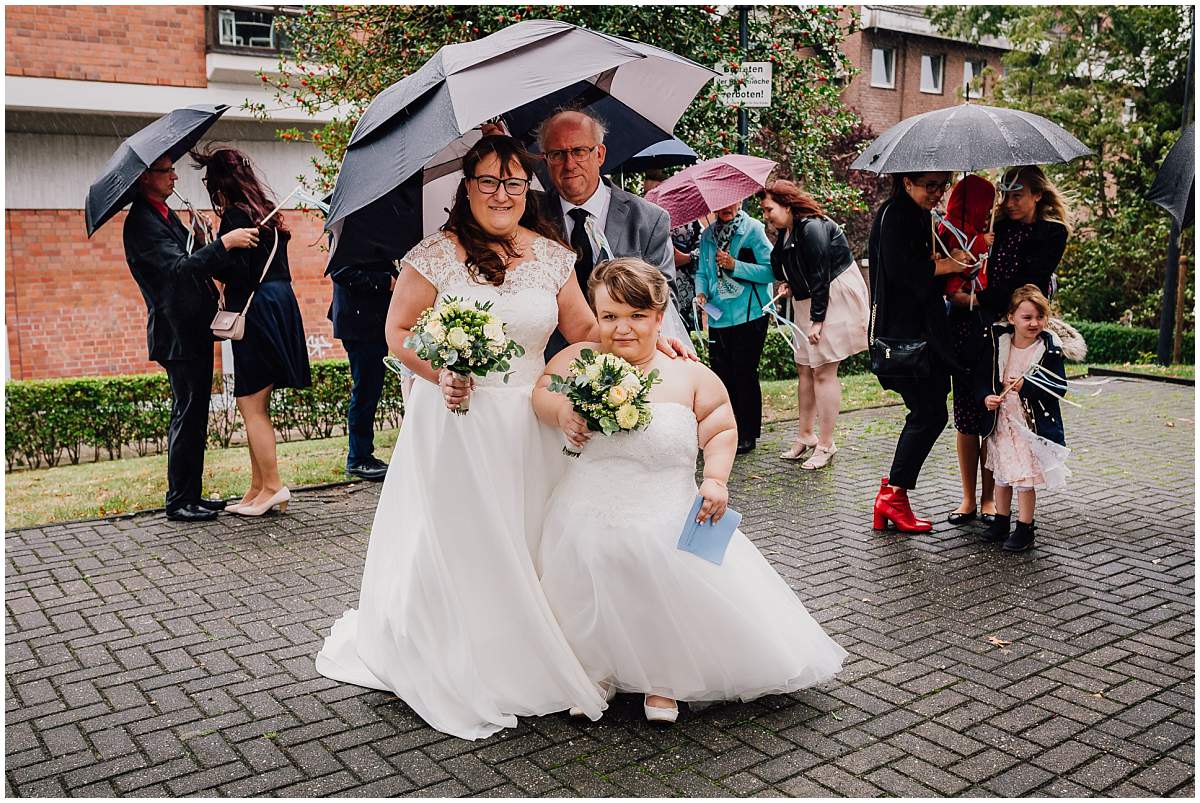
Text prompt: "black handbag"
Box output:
[[868, 206, 931, 379]]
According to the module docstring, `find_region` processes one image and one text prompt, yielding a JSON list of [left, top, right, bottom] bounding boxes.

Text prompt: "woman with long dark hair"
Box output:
[[192, 146, 311, 516], [759, 180, 869, 469], [314, 135, 613, 740], [868, 171, 969, 532]]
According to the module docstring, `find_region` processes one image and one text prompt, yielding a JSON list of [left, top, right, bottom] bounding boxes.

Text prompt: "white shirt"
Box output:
[[559, 181, 611, 243]]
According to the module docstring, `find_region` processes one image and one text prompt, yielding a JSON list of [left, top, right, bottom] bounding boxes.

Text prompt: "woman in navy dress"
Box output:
[[193, 147, 312, 516]]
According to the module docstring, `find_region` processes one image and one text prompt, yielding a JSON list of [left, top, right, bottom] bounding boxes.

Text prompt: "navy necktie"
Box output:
[[568, 207, 594, 291]]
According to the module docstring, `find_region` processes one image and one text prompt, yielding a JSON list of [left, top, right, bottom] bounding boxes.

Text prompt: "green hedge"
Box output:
[[1068, 321, 1195, 365], [691, 328, 872, 380], [5, 359, 405, 471]]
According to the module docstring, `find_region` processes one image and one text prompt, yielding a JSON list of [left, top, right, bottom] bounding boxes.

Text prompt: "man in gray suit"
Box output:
[[537, 109, 675, 358]]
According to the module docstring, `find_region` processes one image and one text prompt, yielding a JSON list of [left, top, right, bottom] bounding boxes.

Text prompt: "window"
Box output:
[[963, 58, 986, 99], [208, 6, 300, 55], [871, 47, 895, 89], [920, 53, 944, 94]]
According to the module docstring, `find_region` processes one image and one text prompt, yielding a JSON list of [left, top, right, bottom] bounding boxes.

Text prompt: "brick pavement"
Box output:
[[5, 377, 1194, 797]]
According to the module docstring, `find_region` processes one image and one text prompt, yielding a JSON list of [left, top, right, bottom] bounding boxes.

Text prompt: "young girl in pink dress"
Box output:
[[975, 285, 1071, 552]]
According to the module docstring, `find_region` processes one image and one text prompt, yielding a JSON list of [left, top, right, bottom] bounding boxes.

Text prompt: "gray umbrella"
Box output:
[[1148, 125, 1194, 229], [85, 104, 230, 236], [324, 19, 716, 269], [850, 103, 1092, 174]]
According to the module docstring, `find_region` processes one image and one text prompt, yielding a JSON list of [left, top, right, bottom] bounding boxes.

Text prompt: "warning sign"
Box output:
[[715, 61, 773, 108]]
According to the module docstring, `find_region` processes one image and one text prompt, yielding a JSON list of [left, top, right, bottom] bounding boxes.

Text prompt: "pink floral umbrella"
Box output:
[[644, 154, 777, 228]]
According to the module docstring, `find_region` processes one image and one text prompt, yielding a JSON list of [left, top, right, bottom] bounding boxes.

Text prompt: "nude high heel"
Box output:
[[233, 487, 290, 517]]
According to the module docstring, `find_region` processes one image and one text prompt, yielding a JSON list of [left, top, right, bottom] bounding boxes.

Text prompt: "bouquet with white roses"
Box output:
[[402, 296, 524, 414], [547, 349, 661, 456]]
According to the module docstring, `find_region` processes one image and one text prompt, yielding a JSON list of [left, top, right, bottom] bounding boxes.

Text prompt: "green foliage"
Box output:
[[253, 5, 864, 220], [1069, 320, 1195, 365], [927, 5, 1195, 327], [6, 360, 406, 471]]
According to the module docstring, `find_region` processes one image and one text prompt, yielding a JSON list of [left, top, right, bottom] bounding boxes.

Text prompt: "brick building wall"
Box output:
[[5, 209, 342, 380], [5, 5, 207, 87], [839, 7, 1008, 134]]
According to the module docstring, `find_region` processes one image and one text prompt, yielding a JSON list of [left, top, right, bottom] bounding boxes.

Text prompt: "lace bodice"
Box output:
[[403, 232, 574, 387], [553, 403, 701, 525]]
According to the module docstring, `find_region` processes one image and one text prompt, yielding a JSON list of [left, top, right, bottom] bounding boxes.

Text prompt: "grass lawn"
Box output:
[[4, 363, 1186, 529], [1087, 362, 1194, 380]]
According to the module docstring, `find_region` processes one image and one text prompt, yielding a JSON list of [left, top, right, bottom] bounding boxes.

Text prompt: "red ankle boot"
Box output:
[[873, 478, 933, 533]]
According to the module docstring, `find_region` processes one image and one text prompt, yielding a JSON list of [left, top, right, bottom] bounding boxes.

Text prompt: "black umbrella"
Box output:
[[850, 103, 1092, 174], [609, 136, 699, 174], [324, 19, 716, 270], [85, 104, 229, 236], [1148, 125, 1194, 229]]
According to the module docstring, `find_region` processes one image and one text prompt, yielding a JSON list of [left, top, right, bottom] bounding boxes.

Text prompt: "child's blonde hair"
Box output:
[[1007, 284, 1051, 318]]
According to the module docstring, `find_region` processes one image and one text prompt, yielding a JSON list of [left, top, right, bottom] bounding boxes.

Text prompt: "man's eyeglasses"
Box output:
[[471, 175, 530, 196], [544, 145, 597, 165]]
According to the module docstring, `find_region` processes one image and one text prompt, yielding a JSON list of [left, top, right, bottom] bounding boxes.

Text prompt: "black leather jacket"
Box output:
[[770, 216, 854, 323]]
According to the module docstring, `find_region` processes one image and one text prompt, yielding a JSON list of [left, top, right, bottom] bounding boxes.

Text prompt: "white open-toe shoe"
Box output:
[[643, 695, 679, 724], [569, 682, 617, 718]]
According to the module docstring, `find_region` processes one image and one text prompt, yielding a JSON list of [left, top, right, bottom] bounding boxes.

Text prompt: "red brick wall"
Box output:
[[5, 209, 344, 380], [5, 5, 207, 87], [841, 28, 1004, 133]]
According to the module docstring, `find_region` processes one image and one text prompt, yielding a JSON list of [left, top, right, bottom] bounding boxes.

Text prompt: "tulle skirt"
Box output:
[[315, 379, 606, 740]]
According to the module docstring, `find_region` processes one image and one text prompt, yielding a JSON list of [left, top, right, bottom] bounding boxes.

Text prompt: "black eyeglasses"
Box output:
[[471, 175, 530, 196], [544, 145, 597, 165], [147, 166, 177, 175], [920, 179, 951, 194]]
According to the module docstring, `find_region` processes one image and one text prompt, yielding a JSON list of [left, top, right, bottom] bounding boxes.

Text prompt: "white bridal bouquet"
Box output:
[[547, 349, 661, 456], [401, 296, 525, 414]]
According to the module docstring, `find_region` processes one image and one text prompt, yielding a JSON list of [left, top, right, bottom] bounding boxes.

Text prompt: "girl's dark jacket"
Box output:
[[769, 215, 853, 323], [974, 322, 1068, 445], [867, 191, 958, 375]]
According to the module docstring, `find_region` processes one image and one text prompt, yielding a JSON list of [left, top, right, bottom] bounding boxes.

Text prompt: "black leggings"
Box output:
[[709, 316, 769, 442], [886, 371, 951, 489]]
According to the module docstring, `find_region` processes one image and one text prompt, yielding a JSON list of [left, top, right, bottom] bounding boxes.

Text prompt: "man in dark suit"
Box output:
[[328, 259, 398, 481], [123, 155, 259, 521], [535, 110, 676, 359]]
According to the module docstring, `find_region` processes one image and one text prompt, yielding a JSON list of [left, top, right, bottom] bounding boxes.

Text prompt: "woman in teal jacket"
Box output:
[[695, 201, 776, 454]]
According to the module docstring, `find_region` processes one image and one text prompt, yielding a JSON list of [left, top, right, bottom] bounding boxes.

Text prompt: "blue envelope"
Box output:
[[676, 496, 741, 565], [701, 302, 724, 321]]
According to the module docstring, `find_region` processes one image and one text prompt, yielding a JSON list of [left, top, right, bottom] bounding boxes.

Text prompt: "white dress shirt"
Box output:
[[559, 181, 611, 244]]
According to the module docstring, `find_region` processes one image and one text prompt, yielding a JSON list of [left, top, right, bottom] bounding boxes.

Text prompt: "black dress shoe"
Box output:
[[947, 509, 977, 525], [347, 457, 389, 482], [196, 498, 227, 512], [979, 513, 997, 525], [735, 439, 756, 455], [165, 504, 218, 522]]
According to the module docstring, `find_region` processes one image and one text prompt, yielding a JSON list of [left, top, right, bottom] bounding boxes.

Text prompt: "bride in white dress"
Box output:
[[534, 258, 848, 722], [315, 136, 610, 740]]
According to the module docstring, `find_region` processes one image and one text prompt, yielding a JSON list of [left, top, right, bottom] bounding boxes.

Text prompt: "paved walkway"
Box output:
[[5, 378, 1194, 797]]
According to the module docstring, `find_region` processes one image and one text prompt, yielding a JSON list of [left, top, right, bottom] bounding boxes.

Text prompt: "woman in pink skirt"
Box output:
[[759, 181, 869, 470]]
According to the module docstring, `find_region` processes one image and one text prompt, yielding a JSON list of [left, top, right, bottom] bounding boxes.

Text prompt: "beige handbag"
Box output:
[[211, 228, 278, 341]]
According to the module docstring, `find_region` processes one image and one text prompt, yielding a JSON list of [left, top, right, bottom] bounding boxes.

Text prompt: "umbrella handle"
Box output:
[[260, 185, 302, 226]]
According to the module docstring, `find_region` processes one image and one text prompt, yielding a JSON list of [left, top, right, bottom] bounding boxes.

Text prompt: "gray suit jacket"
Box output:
[[540, 178, 676, 284]]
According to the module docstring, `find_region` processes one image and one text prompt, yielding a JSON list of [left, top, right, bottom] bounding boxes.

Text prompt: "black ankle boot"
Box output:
[[983, 514, 1011, 543], [1003, 520, 1036, 553]]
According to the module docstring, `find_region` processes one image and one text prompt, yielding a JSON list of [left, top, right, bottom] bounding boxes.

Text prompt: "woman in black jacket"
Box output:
[[948, 165, 1071, 526], [759, 180, 869, 470], [867, 172, 970, 532], [193, 146, 313, 517]]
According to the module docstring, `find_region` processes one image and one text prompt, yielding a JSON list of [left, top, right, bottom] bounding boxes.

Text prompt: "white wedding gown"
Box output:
[[316, 233, 606, 740], [540, 402, 848, 702]]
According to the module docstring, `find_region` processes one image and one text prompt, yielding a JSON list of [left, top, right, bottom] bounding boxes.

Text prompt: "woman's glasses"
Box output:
[[471, 175, 530, 196], [921, 180, 952, 194]]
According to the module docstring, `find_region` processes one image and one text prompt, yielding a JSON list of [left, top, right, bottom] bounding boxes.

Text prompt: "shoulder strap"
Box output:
[[219, 228, 279, 314]]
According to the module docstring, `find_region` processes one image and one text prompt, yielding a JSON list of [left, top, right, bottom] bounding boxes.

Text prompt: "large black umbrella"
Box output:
[[609, 136, 699, 174], [1148, 124, 1194, 229], [850, 103, 1092, 174], [324, 19, 716, 270], [85, 104, 229, 236]]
